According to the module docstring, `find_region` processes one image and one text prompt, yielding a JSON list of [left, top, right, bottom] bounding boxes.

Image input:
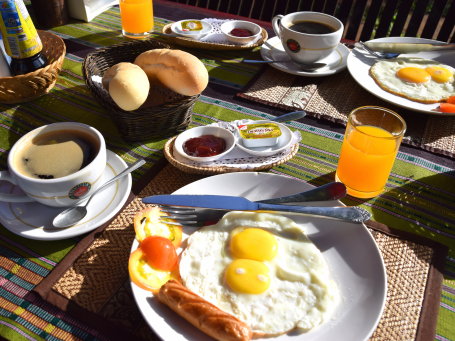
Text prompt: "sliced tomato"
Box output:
[[140, 236, 178, 271], [439, 103, 455, 113], [129, 248, 179, 292], [133, 206, 182, 247], [447, 96, 455, 104]]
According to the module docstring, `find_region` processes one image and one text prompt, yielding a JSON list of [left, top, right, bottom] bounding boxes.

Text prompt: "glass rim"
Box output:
[[348, 106, 407, 139]]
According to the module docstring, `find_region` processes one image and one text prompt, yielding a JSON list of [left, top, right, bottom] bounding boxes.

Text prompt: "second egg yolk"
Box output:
[[396, 67, 431, 83], [230, 227, 278, 261], [225, 259, 270, 294], [425, 66, 453, 83]]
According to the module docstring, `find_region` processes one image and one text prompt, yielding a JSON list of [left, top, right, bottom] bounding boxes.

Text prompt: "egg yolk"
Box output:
[[425, 66, 453, 83], [225, 259, 270, 294], [230, 227, 277, 261], [396, 67, 431, 83]]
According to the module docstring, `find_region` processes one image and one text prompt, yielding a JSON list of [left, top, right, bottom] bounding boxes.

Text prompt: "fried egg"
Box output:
[[370, 57, 455, 103], [179, 211, 339, 337]]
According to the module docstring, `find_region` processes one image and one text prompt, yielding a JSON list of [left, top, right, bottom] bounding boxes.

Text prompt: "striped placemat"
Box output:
[[237, 66, 455, 158]]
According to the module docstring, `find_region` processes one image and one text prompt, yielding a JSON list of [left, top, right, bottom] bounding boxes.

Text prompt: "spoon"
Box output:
[[52, 159, 146, 228], [242, 59, 327, 71], [270, 110, 306, 122]]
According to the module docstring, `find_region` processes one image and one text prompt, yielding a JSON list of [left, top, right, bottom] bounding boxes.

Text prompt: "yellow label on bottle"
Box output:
[[0, 0, 42, 59]]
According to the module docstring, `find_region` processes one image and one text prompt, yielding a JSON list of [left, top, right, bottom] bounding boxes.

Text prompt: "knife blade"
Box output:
[[142, 194, 371, 223], [364, 41, 455, 53]]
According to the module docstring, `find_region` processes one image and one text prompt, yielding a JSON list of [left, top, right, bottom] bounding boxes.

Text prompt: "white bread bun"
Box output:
[[102, 62, 150, 111], [134, 49, 208, 96]]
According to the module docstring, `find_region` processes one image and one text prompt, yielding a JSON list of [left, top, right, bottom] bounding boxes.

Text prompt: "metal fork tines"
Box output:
[[159, 206, 228, 227], [356, 41, 399, 59]]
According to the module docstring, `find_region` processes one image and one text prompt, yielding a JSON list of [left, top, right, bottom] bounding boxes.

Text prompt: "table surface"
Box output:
[[0, 1, 454, 340]]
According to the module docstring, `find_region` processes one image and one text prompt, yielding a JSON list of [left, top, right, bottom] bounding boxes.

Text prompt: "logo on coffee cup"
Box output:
[[286, 39, 300, 53], [69, 182, 91, 199]]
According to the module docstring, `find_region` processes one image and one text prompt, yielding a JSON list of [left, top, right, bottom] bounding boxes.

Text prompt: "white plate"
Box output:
[[0, 150, 131, 240], [347, 37, 455, 115], [131, 172, 387, 341], [260, 36, 350, 77]]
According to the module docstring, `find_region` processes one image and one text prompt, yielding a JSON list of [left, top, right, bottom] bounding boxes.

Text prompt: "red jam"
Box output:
[[183, 135, 226, 157], [230, 28, 253, 37]]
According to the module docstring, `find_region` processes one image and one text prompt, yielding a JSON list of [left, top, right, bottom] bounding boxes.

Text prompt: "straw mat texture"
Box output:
[[33, 165, 445, 341], [237, 67, 455, 158]]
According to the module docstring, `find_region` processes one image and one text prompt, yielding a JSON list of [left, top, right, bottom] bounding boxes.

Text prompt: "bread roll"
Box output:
[[102, 62, 150, 111], [134, 49, 208, 96], [158, 280, 252, 341]]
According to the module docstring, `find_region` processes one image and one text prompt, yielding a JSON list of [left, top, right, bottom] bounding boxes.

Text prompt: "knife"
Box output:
[[364, 41, 455, 53], [142, 194, 371, 223]]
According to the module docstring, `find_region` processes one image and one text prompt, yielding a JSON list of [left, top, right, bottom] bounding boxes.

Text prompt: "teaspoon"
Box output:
[[52, 159, 146, 228]]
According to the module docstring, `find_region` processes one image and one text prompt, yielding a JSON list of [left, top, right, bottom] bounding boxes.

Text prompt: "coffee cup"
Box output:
[[272, 11, 344, 64], [0, 122, 107, 207]]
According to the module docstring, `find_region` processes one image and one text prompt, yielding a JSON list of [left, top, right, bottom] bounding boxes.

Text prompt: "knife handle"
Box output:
[[256, 203, 371, 223]]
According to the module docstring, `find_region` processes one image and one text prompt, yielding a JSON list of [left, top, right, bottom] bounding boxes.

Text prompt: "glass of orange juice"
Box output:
[[119, 0, 154, 39], [335, 106, 406, 198]]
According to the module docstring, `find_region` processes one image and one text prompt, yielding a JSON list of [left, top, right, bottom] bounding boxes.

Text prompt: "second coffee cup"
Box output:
[[0, 122, 107, 207], [272, 11, 344, 64]]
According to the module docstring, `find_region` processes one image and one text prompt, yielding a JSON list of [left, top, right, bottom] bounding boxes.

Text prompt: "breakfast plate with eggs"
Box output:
[[347, 37, 455, 115], [130, 172, 387, 341]]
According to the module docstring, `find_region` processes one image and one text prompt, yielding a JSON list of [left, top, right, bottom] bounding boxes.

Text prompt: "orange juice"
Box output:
[[119, 0, 154, 38], [336, 125, 399, 197]]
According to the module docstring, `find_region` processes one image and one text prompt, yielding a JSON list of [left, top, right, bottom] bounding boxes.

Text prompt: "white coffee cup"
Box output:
[[272, 11, 344, 64], [0, 122, 107, 207]]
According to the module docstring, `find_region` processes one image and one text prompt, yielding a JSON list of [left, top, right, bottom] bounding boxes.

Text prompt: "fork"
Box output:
[[356, 41, 400, 59], [159, 204, 371, 226]]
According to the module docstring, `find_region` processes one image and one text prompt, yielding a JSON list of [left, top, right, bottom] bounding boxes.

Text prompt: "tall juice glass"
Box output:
[[119, 0, 154, 39], [335, 106, 406, 198]]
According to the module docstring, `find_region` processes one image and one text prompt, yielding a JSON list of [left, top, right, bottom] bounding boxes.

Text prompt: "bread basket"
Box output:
[[0, 30, 66, 104], [83, 39, 199, 142]]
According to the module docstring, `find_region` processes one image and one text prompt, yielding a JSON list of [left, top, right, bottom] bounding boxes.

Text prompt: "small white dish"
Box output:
[[174, 126, 236, 162], [0, 150, 131, 240], [260, 36, 349, 77], [235, 120, 294, 157], [170, 19, 213, 40], [220, 20, 262, 45]]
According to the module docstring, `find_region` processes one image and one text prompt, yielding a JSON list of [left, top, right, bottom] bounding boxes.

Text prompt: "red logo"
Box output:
[[69, 182, 91, 199], [286, 39, 300, 53]]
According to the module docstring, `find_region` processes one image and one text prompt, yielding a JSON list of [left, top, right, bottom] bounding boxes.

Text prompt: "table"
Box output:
[[0, 1, 453, 340]]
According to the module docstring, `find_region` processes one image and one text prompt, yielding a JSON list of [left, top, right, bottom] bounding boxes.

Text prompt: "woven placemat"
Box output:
[[237, 67, 455, 158], [31, 164, 446, 341]]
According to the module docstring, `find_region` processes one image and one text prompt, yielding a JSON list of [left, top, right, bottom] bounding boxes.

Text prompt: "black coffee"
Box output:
[[15, 129, 99, 179], [288, 20, 335, 34]]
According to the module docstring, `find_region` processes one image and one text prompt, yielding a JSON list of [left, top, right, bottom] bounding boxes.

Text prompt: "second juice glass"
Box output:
[[119, 0, 154, 39], [335, 106, 406, 198]]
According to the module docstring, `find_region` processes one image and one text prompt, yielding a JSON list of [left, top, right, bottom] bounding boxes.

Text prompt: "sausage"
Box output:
[[157, 280, 252, 341]]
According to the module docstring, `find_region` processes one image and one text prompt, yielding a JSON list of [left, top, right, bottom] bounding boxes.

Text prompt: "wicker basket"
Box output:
[[82, 39, 199, 142], [0, 30, 66, 104]]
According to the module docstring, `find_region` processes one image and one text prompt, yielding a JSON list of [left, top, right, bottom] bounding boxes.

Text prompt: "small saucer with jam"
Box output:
[[173, 125, 236, 162]]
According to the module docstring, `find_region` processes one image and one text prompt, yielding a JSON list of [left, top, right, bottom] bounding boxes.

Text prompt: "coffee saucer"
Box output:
[[0, 150, 132, 241], [260, 36, 349, 77]]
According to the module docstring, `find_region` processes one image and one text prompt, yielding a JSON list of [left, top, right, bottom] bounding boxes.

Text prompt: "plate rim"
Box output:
[[131, 172, 387, 341], [346, 36, 455, 116]]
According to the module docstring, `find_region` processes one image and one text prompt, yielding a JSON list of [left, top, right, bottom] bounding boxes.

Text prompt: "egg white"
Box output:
[[370, 57, 455, 103], [179, 211, 339, 337]]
